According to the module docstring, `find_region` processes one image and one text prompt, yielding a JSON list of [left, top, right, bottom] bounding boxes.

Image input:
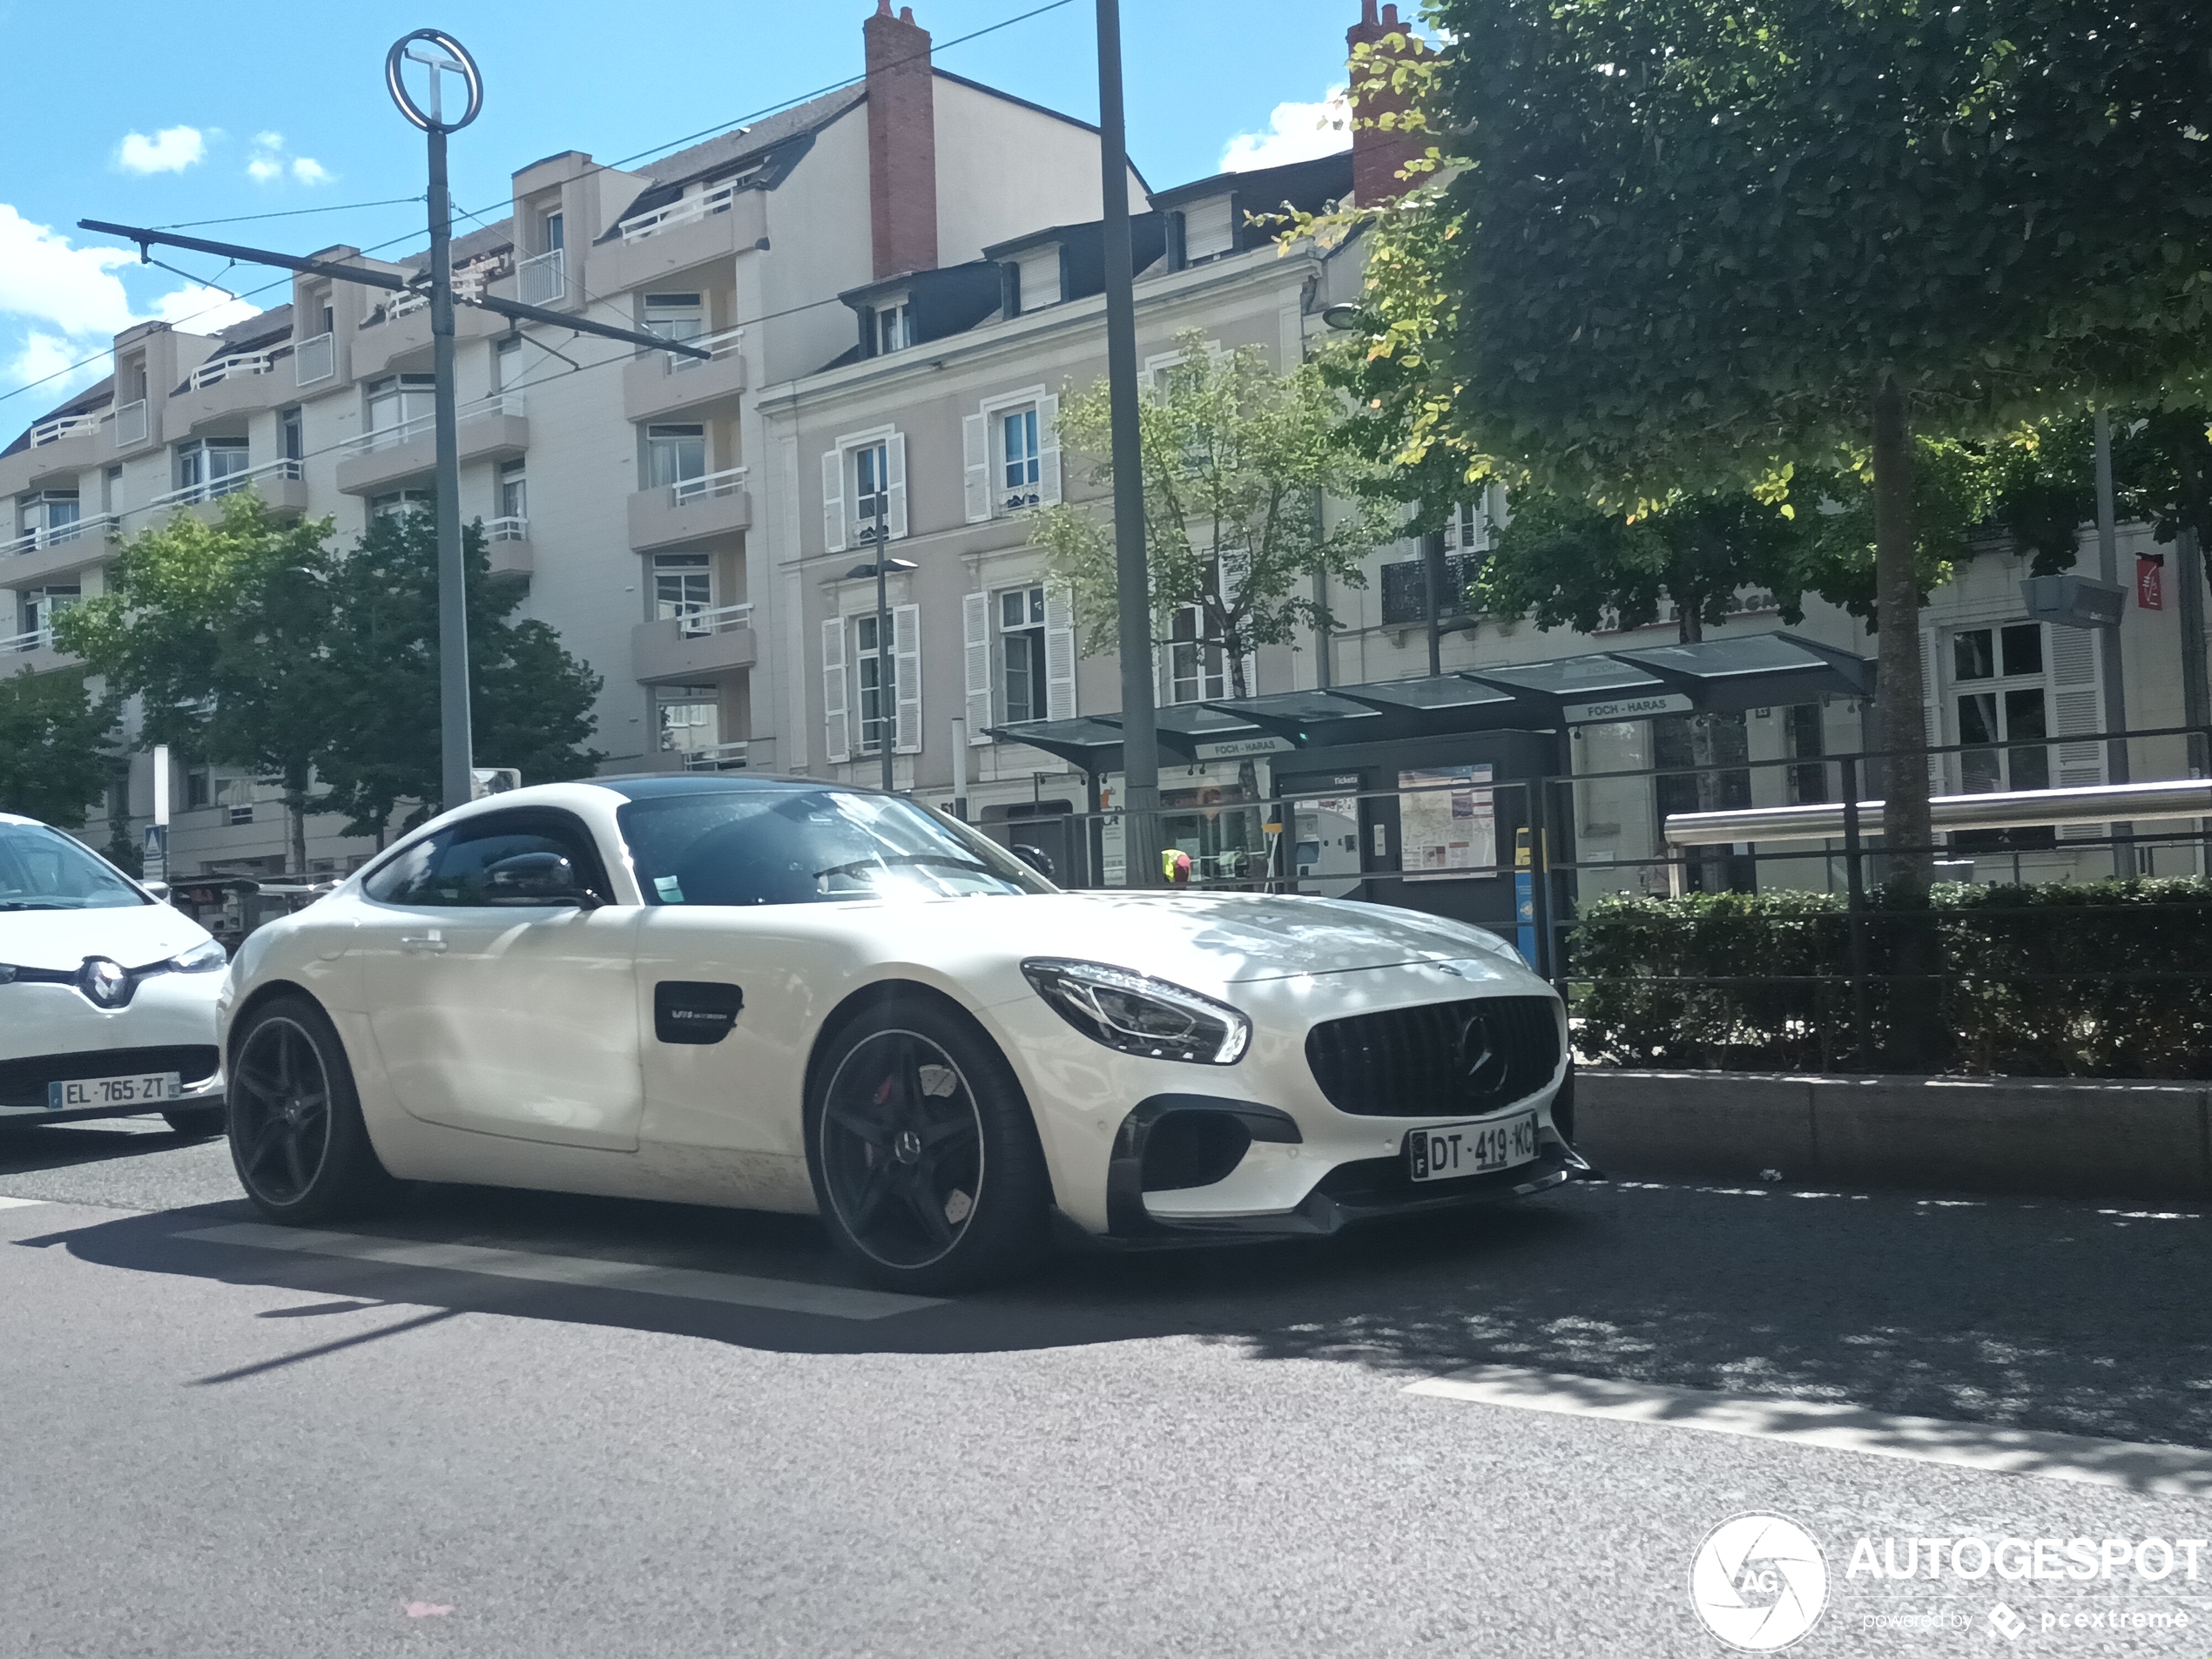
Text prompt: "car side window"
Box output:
[[361, 811, 614, 908]]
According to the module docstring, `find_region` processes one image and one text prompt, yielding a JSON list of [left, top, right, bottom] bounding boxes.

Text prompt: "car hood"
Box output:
[[883, 890, 1525, 987], [0, 904, 213, 973]]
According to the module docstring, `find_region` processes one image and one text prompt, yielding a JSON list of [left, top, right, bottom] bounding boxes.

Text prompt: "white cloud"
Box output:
[[1222, 87, 1353, 172], [245, 132, 334, 186], [5, 332, 97, 393], [291, 157, 334, 185], [255, 130, 284, 150], [246, 157, 282, 182], [118, 125, 207, 175]]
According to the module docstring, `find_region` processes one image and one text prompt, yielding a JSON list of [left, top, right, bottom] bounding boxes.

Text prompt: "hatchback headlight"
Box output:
[[1022, 958, 1251, 1065], [168, 939, 228, 974]]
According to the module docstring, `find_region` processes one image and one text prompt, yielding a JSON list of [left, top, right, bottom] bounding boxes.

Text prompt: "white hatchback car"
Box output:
[[0, 813, 229, 1135], [220, 778, 1585, 1291]]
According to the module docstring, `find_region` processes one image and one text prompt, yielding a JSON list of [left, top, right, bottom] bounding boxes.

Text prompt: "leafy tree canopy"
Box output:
[[0, 670, 118, 830]]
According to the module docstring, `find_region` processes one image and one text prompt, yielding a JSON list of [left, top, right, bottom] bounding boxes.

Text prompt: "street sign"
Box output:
[[142, 825, 167, 885]]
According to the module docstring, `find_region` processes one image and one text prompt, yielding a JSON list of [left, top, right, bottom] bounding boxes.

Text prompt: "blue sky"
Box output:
[[0, 0, 1385, 421]]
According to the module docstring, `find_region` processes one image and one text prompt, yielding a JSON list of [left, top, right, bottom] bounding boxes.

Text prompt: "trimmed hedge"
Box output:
[[1570, 880, 2212, 1078]]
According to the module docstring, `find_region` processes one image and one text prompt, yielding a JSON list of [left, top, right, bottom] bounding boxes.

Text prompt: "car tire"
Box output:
[[805, 995, 1050, 1295], [226, 995, 395, 1224], [162, 1105, 228, 1138]]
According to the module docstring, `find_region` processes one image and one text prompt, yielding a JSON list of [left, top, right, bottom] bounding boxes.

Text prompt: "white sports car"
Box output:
[[1, 812, 229, 1135], [219, 777, 1585, 1291]]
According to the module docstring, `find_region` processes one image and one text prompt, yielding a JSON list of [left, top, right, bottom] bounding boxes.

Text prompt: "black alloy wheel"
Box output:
[[807, 1000, 1049, 1293], [226, 995, 395, 1223]]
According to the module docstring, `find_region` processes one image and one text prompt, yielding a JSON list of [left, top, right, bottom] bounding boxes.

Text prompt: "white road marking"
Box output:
[[1409, 1365, 2212, 1499], [179, 1224, 943, 1321], [0, 1196, 47, 1210]]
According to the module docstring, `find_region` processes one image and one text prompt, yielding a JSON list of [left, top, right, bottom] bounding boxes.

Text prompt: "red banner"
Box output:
[[2139, 554, 2165, 611]]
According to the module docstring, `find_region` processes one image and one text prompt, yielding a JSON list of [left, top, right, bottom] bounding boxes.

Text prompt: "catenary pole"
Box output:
[[426, 120, 473, 814], [2094, 409, 2134, 877], [1096, 0, 1159, 886]]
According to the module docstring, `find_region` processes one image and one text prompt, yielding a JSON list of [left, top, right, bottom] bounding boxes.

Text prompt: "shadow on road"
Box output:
[[11, 1170, 2209, 1452]]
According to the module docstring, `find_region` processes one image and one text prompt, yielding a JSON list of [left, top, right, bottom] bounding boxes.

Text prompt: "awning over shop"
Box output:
[[987, 633, 1872, 776]]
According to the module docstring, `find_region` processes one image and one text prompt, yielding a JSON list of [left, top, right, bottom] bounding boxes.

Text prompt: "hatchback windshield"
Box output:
[[617, 785, 1051, 907], [0, 820, 147, 911]]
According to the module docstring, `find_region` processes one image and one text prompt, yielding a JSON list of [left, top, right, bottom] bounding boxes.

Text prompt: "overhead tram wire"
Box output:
[[153, 195, 427, 231], [3, 0, 1081, 413]]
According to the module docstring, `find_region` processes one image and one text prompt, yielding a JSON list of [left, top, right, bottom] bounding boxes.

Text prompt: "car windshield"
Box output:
[[0, 820, 148, 911], [617, 786, 1052, 907]]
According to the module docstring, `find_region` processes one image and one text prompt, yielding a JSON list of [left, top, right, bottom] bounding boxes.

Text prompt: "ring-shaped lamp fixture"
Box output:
[[386, 30, 482, 133]]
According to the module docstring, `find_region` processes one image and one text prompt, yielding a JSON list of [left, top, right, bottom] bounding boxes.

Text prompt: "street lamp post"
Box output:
[[386, 30, 484, 815], [847, 528, 917, 794]]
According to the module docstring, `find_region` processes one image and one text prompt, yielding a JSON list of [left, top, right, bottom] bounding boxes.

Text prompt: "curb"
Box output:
[[1575, 1070, 2212, 1200]]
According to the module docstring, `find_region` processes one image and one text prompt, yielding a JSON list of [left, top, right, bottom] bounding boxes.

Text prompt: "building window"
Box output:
[[656, 684, 720, 757], [644, 293, 704, 348], [497, 458, 527, 525], [543, 210, 564, 253], [645, 424, 706, 490], [370, 489, 434, 521], [1952, 623, 2050, 794], [853, 442, 892, 540], [366, 374, 435, 437], [102, 465, 121, 513], [653, 551, 712, 624], [1785, 705, 1828, 805], [875, 303, 914, 355], [493, 334, 522, 390], [185, 765, 212, 810], [279, 407, 304, 462], [999, 407, 1041, 510], [1178, 197, 1238, 264], [999, 586, 1048, 725], [17, 492, 80, 543], [855, 612, 898, 754], [175, 438, 250, 497], [822, 431, 905, 550], [18, 584, 80, 644], [1167, 604, 1227, 705]]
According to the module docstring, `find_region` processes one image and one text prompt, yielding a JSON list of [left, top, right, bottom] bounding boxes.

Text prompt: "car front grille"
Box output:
[[0, 1046, 221, 1111], [1305, 996, 1561, 1118]]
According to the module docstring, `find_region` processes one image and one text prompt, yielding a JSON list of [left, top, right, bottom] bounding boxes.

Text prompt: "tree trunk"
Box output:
[[285, 772, 308, 877], [1871, 379, 1942, 1070]]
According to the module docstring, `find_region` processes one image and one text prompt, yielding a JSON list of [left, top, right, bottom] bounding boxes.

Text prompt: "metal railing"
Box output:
[[680, 739, 751, 772], [618, 176, 754, 243], [668, 463, 746, 508], [516, 248, 565, 306], [485, 515, 529, 543], [2, 627, 55, 654], [656, 325, 743, 371], [1, 514, 116, 558], [146, 457, 302, 511], [186, 348, 286, 390], [344, 392, 523, 456], [669, 599, 753, 638], [30, 415, 102, 447], [294, 333, 334, 386], [111, 400, 148, 448]]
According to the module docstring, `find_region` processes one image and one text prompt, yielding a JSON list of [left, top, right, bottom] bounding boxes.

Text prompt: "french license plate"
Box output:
[[1408, 1110, 1538, 1183], [46, 1072, 182, 1111]]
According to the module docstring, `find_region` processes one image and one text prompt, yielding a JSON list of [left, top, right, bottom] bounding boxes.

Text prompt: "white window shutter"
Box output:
[[821, 449, 846, 554], [886, 432, 908, 540], [2047, 622, 2107, 839], [893, 601, 922, 753], [963, 590, 995, 742], [1919, 626, 1943, 796], [962, 414, 991, 523], [820, 617, 850, 765], [1037, 394, 1062, 506], [1044, 585, 1076, 721]]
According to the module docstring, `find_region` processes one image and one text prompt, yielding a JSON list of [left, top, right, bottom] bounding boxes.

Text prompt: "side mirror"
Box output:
[[142, 880, 172, 901], [482, 852, 601, 909], [1009, 843, 1055, 880]]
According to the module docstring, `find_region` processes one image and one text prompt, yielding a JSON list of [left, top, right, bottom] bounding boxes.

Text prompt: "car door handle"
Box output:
[[399, 934, 448, 954]]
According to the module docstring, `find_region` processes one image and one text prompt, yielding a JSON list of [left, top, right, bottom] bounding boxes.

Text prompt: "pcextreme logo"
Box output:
[[1690, 1512, 1831, 1651]]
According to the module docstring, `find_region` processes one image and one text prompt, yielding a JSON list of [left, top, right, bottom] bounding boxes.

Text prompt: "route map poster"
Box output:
[[1397, 764, 1495, 879]]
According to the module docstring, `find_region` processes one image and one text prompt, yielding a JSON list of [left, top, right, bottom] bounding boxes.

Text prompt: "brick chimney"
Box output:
[[1346, 1, 1426, 206], [865, 2, 939, 279]]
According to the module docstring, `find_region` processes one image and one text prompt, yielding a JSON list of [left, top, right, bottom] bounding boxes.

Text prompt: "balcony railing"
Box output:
[[186, 347, 287, 390], [658, 325, 744, 371], [2, 627, 54, 655], [30, 415, 102, 448], [295, 332, 335, 386], [667, 600, 754, 640], [618, 174, 757, 244], [669, 463, 747, 508], [486, 515, 529, 543], [112, 400, 148, 448], [147, 457, 303, 511], [344, 392, 523, 457], [680, 739, 751, 772], [2, 514, 117, 559], [516, 248, 565, 306]]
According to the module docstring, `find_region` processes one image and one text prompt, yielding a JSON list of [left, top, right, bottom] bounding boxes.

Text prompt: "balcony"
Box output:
[[294, 332, 336, 388], [483, 515, 533, 579], [0, 419, 104, 495], [145, 459, 309, 522], [354, 289, 505, 378], [169, 348, 293, 433], [599, 183, 767, 291], [0, 627, 78, 676], [624, 327, 746, 422], [1, 516, 119, 587], [627, 465, 749, 553], [633, 602, 756, 684], [111, 400, 156, 455], [335, 393, 529, 496], [516, 249, 566, 307]]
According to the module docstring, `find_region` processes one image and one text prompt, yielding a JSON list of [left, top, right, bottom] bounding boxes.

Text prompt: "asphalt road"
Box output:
[[3, 1116, 2209, 1658]]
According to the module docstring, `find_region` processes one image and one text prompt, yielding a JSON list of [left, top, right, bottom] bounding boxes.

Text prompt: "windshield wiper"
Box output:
[[815, 854, 996, 880], [0, 900, 71, 911]]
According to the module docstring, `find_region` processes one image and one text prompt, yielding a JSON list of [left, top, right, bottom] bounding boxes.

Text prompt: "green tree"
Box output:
[[0, 669, 118, 830], [57, 493, 334, 872], [1028, 330, 1393, 698], [315, 511, 604, 840]]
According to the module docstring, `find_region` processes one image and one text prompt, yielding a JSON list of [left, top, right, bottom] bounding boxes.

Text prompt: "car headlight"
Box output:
[[168, 939, 228, 974], [1022, 958, 1251, 1065]]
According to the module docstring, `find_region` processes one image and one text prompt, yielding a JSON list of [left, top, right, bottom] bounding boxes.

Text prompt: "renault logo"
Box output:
[[77, 957, 132, 1009], [1454, 1009, 1511, 1095]]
